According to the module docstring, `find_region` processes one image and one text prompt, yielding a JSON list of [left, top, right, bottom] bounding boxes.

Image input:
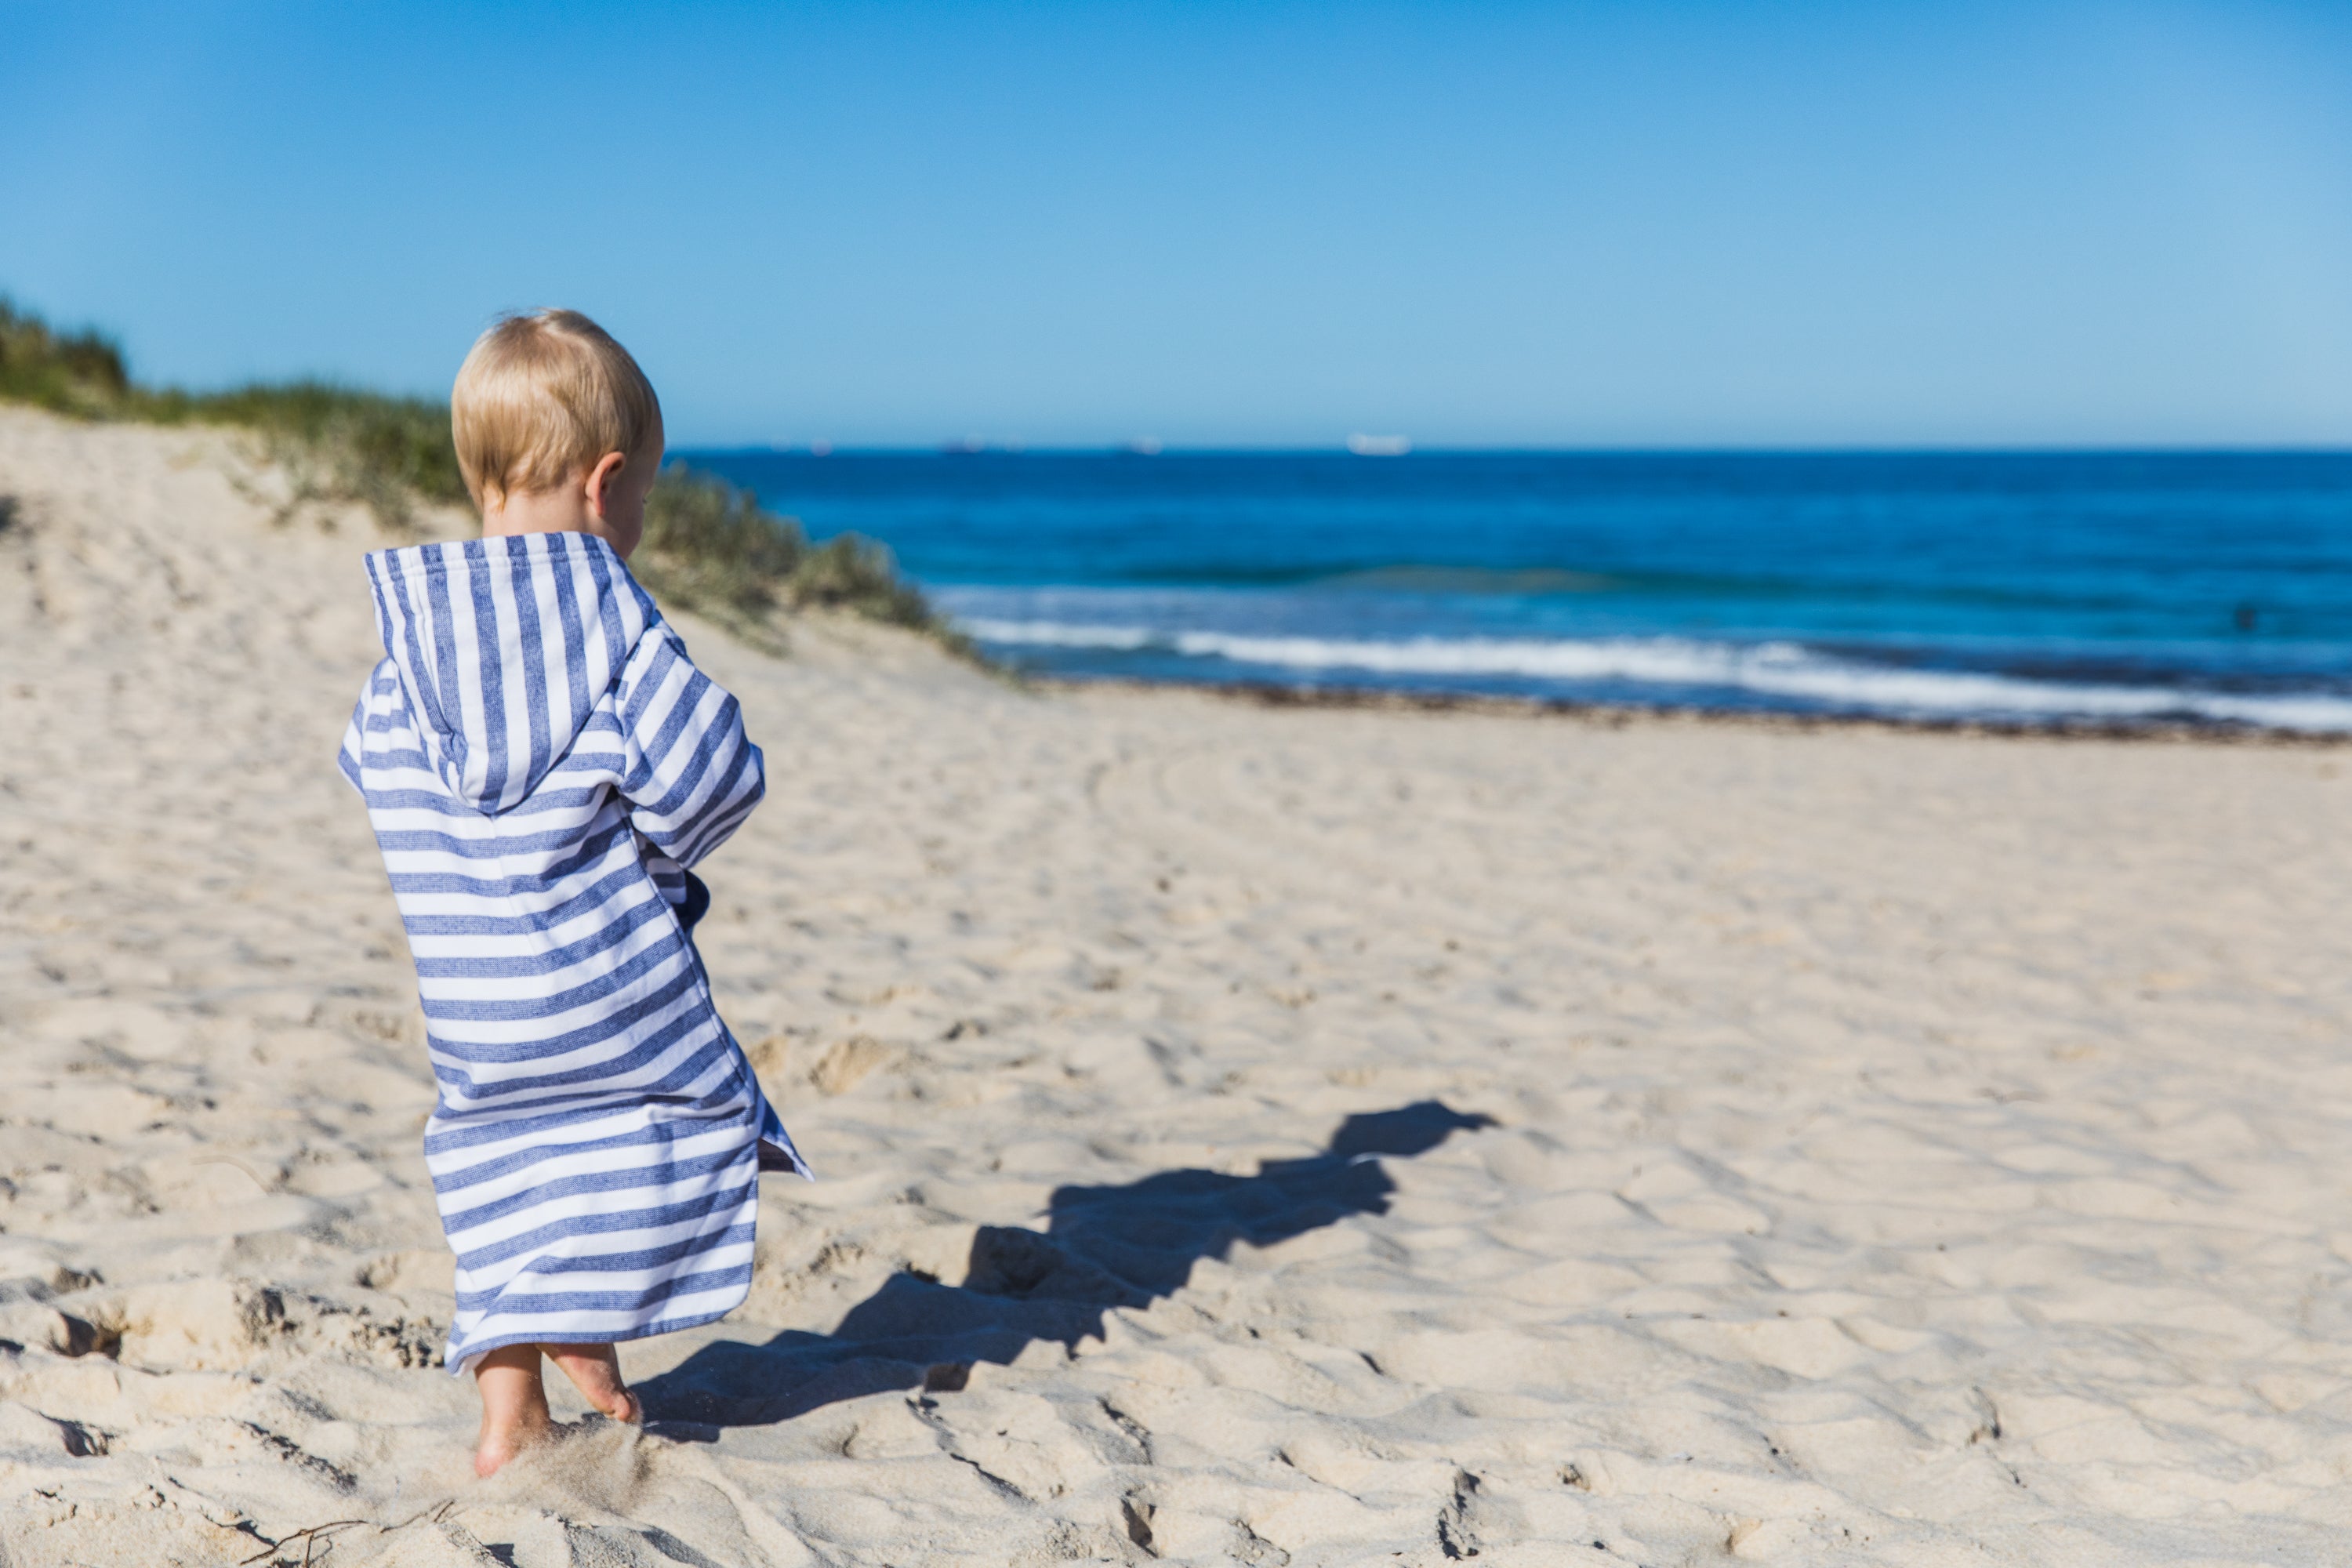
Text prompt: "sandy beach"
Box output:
[[3, 402, 2350, 1566]]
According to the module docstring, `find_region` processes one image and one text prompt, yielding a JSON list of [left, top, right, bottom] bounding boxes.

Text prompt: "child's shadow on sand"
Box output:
[[639, 1100, 1495, 1431]]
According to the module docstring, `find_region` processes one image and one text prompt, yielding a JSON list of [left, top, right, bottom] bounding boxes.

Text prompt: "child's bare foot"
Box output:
[[545, 1341, 641, 1425], [473, 1344, 554, 1477]]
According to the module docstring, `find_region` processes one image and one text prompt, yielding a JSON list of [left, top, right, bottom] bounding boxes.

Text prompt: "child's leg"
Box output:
[[470, 1343, 641, 1475], [472, 1344, 553, 1477], [543, 1342, 642, 1424]]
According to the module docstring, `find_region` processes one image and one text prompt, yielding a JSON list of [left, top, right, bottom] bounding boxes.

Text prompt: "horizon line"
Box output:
[[673, 441, 2352, 458]]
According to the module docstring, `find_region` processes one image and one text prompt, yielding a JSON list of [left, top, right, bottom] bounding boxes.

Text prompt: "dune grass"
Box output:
[[636, 463, 965, 652], [0, 296, 965, 650], [2, 297, 467, 527], [156, 381, 470, 527], [0, 299, 132, 415]]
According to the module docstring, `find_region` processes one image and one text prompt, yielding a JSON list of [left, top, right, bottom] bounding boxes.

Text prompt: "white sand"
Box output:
[[2, 404, 2350, 1566]]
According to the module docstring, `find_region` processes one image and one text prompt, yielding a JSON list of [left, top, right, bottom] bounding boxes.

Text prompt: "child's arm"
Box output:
[[615, 626, 766, 870], [336, 662, 396, 797]]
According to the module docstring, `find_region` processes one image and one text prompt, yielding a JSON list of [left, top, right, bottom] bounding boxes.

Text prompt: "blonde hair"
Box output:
[[451, 309, 662, 507]]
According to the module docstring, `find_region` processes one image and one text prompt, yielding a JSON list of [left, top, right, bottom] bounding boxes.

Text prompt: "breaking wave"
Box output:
[[956, 619, 2352, 732]]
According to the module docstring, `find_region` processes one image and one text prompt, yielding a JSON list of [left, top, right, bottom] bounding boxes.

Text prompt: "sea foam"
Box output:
[[957, 619, 2352, 732]]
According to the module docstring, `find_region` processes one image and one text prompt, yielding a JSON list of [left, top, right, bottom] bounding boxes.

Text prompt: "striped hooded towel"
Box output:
[[338, 531, 808, 1373]]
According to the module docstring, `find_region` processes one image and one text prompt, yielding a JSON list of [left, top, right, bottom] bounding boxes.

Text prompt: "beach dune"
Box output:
[[2, 405, 2349, 1565]]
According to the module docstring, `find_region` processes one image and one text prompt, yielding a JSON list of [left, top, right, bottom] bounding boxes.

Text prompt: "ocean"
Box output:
[[684, 450, 2352, 733]]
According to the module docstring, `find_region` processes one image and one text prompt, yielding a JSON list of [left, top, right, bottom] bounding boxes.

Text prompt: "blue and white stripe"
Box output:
[[339, 531, 807, 1372]]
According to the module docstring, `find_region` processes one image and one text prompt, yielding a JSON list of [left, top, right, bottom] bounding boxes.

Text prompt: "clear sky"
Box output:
[[3, 2, 2347, 448]]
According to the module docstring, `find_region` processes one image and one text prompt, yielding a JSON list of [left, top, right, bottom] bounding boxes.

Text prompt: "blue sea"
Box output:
[[685, 450, 2352, 734]]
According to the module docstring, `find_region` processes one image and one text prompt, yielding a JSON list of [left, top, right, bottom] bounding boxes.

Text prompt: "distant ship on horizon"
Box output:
[[1347, 433, 1411, 456]]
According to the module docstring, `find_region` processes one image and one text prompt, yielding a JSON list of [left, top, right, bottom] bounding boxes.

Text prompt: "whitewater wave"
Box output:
[[955, 619, 2352, 732]]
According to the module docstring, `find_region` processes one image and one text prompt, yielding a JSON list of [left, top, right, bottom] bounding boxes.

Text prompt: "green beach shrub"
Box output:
[[0, 298, 132, 416], [634, 460, 806, 621], [161, 380, 470, 526], [0, 296, 465, 527], [790, 533, 936, 627], [0, 296, 967, 654], [638, 463, 962, 650]]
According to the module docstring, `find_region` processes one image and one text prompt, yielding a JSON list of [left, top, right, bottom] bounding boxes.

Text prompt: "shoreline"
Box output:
[[1032, 670, 2352, 747]]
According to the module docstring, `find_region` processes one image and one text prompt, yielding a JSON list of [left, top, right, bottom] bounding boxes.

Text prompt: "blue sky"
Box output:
[[3, 2, 2348, 447]]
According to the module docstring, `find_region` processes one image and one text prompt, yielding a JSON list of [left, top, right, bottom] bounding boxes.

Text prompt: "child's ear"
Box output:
[[583, 452, 629, 517]]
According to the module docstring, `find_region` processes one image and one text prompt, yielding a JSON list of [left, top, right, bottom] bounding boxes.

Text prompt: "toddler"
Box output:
[[338, 310, 808, 1475]]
